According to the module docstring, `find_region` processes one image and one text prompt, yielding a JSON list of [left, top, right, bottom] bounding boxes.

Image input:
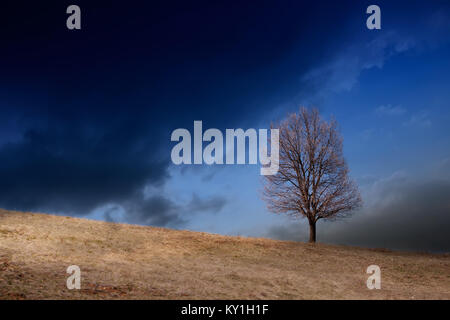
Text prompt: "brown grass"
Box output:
[[0, 209, 449, 300]]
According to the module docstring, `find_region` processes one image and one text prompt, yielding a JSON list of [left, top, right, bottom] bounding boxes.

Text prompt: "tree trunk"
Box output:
[[309, 221, 316, 243]]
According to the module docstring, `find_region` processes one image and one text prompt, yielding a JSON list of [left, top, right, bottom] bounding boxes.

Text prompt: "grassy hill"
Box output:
[[0, 209, 448, 299]]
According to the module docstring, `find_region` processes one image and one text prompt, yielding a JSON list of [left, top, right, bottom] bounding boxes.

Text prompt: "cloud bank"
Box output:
[[267, 171, 450, 253]]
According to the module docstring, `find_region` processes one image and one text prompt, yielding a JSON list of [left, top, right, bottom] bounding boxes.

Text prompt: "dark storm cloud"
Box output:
[[108, 193, 227, 227], [187, 193, 227, 214], [0, 1, 355, 223], [266, 172, 450, 253], [123, 195, 185, 227], [0, 1, 362, 128], [0, 121, 169, 216]]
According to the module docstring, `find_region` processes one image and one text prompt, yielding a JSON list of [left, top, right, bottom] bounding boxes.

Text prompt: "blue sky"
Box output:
[[0, 1, 449, 252]]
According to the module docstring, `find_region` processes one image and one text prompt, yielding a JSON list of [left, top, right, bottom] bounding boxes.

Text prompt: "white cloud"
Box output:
[[403, 111, 432, 128], [375, 104, 406, 116], [300, 32, 416, 99]]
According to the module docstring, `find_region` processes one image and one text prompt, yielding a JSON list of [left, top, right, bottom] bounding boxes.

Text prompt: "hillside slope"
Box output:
[[0, 209, 449, 299]]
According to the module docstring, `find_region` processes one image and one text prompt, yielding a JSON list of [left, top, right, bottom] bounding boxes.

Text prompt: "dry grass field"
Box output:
[[0, 209, 449, 300]]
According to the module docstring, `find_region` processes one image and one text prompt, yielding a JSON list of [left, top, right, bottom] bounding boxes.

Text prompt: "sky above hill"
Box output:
[[1, 0, 449, 252]]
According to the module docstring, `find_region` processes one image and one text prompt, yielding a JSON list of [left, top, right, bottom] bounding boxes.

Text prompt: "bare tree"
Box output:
[[262, 107, 362, 243]]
